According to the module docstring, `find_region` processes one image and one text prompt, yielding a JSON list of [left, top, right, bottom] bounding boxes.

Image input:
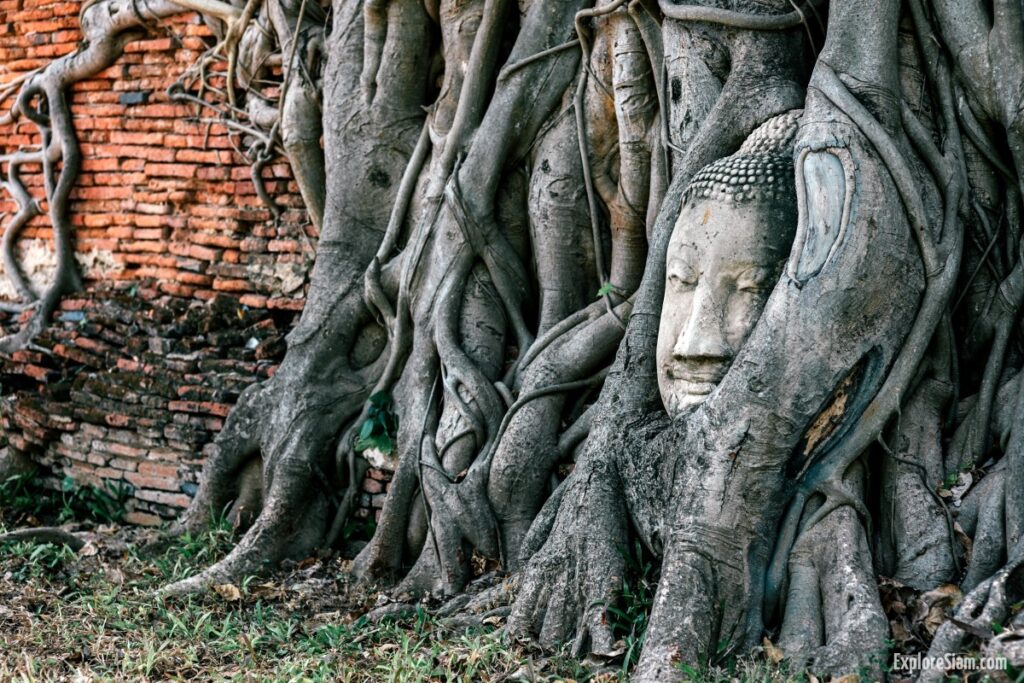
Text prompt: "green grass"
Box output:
[[604, 539, 659, 675], [0, 473, 128, 528], [0, 491, 801, 682], [0, 517, 607, 682]]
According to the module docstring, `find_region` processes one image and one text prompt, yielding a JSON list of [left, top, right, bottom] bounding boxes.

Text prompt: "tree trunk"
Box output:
[[5, 0, 1024, 677]]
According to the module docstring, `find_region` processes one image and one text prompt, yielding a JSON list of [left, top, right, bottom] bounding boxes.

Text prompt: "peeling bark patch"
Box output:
[[802, 371, 857, 457]]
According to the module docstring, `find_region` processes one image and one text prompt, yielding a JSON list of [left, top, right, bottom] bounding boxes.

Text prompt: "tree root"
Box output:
[[508, 453, 627, 659], [776, 465, 888, 679], [0, 527, 86, 552], [922, 550, 1024, 683]]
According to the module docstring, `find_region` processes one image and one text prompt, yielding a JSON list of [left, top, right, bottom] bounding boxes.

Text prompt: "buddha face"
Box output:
[[657, 198, 794, 417]]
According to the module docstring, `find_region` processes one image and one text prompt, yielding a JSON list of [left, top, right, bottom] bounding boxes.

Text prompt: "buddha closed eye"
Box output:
[[656, 110, 801, 418]]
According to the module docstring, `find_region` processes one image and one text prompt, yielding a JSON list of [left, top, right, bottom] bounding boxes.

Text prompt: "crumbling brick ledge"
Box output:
[[0, 284, 392, 525]]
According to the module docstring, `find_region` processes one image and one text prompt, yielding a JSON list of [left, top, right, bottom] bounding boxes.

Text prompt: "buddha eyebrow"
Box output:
[[723, 263, 774, 278], [668, 253, 698, 267]]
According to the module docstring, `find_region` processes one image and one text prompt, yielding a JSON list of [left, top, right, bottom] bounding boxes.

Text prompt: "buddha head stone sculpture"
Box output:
[[657, 111, 801, 417]]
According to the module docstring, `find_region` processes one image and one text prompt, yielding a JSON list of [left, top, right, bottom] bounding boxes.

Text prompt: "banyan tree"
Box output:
[[3, 0, 1024, 678]]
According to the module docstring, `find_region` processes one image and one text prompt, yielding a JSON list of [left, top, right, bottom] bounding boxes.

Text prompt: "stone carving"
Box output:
[[788, 147, 856, 281], [657, 110, 802, 416]]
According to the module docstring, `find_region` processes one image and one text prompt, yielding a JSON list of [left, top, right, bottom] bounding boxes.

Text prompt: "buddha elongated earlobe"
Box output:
[[788, 146, 856, 282]]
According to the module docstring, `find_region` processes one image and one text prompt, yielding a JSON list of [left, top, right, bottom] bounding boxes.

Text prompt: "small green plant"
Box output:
[[0, 540, 78, 581], [341, 516, 377, 543], [601, 538, 659, 676], [0, 473, 57, 524], [0, 474, 130, 527], [355, 392, 400, 454], [678, 662, 704, 681], [59, 476, 130, 524]]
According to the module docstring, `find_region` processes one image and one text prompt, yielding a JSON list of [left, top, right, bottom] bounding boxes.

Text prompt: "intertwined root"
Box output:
[[921, 553, 1024, 682], [508, 456, 627, 658], [777, 467, 888, 678], [6, 0, 1024, 678]]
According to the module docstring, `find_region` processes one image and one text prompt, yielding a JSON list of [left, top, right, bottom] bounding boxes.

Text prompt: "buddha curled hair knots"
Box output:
[[684, 109, 802, 205]]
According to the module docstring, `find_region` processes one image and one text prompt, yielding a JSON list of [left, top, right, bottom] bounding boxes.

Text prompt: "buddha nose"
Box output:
[[672, 286, 731, 362]]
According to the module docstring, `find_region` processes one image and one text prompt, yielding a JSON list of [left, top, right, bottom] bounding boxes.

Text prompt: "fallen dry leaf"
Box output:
[[954, 521, 973, 566], [918, 583, 962, 635], [213, 583, 242, 602], [763, 636, 785, 664]]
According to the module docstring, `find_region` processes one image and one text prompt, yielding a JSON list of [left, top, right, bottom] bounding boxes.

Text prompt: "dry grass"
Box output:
[[0, 518, 600, 682], [0, 476, 800, 682]]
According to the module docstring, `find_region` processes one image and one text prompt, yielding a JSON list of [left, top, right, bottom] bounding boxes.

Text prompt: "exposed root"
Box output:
[[0, 527, 86, 552], [7, 0, 1024, 676], [921, 551, 1024, 683], [776, 465, 888, 679], [508, 452, 627, 659]]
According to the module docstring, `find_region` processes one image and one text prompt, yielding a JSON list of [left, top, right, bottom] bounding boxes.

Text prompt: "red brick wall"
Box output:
[[0, 1, 313, 307], [0, 1, 397, 526], [0, 288, 288, 525]]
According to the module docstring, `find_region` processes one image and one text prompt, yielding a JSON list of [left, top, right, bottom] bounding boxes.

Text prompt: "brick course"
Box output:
[[0, 1, 392, 523]]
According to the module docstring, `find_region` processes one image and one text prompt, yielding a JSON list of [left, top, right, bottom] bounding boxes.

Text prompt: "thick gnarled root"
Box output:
[[508, 456, 628, 659], [776, 478, 889, 679], [174, 383, 270, 536], [920, 552, 1024, 683], [166, 363, 373, 596], [162, 455, 332, 597]]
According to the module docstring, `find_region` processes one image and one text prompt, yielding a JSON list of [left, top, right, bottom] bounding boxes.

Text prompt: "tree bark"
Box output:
[[4, 0, 1024, 677]]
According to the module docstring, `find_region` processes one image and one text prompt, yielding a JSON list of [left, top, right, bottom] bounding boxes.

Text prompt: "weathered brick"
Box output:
[[125, 472, 178, 491], [139, 462, 179, 478], [124, 511, 163, 526], [0, 5, 384, 525], [362, 478, 384, 495], [134, 489, 192, 508]]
